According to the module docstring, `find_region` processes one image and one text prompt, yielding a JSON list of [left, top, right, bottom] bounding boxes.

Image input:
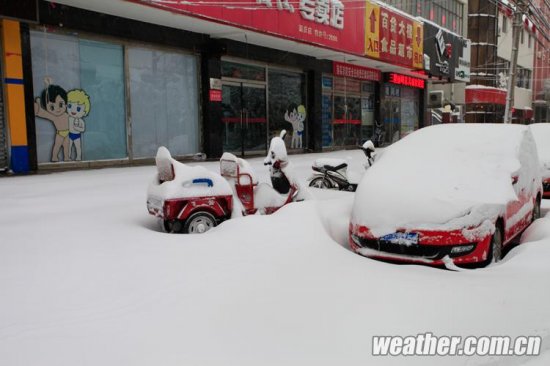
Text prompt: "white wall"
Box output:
[[497, 13, 534, 71], [429, 83, 466, 105]]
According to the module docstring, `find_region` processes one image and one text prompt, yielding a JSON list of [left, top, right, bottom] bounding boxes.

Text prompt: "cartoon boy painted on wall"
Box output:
[[67, 89, 91, 161], [34, 84, 70, 162], [284, 104, 306, 149]]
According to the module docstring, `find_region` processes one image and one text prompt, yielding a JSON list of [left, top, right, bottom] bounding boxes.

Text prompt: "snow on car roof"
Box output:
[[351, 124, 531, 236], [529, 123, 550, 178]]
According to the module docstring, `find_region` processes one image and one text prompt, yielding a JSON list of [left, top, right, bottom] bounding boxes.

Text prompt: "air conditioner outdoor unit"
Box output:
[[428, 91, 444, 108]]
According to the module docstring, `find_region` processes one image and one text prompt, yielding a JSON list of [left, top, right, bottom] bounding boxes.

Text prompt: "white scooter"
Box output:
[[221, 130, 300, 215]]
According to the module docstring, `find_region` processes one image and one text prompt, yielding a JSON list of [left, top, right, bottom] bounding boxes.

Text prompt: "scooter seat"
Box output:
[[312, 158, 348, 173], [254, 183, 290, 209], [324, 163, 348, 172]]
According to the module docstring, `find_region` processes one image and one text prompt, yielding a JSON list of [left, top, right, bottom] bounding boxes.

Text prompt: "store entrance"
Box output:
[[382, 84, 402, 145], [221, 81, 267, 156]]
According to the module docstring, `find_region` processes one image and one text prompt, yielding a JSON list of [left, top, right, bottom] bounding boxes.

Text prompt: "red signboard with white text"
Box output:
[[385, 73, 425, 89], [127, 0, 365, 55], [364, 0, 423, 69], [333, 61, 381, 81]]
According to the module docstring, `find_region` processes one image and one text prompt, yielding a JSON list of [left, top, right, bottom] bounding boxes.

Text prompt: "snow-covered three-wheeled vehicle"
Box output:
[[147, 131, 300, 234]]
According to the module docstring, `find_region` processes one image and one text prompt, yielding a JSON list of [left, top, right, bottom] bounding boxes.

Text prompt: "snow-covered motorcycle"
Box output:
[[308, 140, 375, 192], [147, 130, 299, 234]]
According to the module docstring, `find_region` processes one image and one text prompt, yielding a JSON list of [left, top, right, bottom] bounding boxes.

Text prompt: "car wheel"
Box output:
[[162, 219, 183, 233], [309, 177, 333, 189], [485, 224, 503, 266], [184, 211, 217, 234], [532, 196, 541, 222]]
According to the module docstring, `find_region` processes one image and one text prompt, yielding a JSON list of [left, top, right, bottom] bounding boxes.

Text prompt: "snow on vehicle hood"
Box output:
[[529, 123, 550, 179], [148, 147, 232, 200], [351, 124, 533, 237]]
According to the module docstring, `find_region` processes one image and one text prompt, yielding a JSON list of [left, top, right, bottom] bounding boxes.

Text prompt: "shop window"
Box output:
[[268, 69, 306, 150], [333, 94, 360, 146], [400, 88, 419, 137], [321, 91, 333, 147], [128, 47, 199, 158], [30, 31, 127, 163], [360, 82, 375, 142], [222, 61, 266, 81], [321, 76, 376, 148]]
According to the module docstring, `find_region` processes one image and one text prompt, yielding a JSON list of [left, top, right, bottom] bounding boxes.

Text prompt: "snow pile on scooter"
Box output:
[[221, 151, 289, 210], [148, 146, 232, 200], [312, 158, 348, 172]]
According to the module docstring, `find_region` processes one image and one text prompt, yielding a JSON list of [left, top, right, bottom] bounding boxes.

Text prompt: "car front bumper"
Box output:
[[349, 225, 492, 266]]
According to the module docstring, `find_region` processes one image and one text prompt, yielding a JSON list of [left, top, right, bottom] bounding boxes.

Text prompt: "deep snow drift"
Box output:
[[1, 149, 550, 366]]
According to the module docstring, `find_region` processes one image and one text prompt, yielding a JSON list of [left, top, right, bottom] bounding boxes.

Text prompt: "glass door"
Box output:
[[382, 84, 402, 145], [222, 81, 267, 156]]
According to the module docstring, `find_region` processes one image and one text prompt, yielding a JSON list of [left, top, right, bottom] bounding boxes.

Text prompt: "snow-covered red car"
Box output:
[[529, 123, 550, 199], [349, 124, 542, 268]]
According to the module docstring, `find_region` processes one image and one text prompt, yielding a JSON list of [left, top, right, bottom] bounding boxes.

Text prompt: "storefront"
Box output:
[[321, 62, 379, 148], [220, 59, 306, 155], [381, 73, 424, 144], [1, 0, 428, 173], [30, 28, 200, 164]]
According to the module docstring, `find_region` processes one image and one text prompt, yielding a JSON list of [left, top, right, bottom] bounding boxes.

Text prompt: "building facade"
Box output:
[[466, 0, 536, 123], [533, 0, 550, 123], [384, 0, 470, 124], [1, 0, 430, 174]]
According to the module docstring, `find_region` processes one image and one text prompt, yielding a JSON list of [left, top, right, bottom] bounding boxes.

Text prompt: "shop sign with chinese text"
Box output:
[[128, 0, 365, 55], [385, 73, 425, 89], [333, 61, 381, 81], [365, 0, 423, 69]]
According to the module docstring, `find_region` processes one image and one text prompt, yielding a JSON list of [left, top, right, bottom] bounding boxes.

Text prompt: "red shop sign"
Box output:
[[128, 0, 365, 56], [333, 62, 381, 82], [386, 73, 425, 89], [209, 89, 222, 102], [365, 0, 424, 69]]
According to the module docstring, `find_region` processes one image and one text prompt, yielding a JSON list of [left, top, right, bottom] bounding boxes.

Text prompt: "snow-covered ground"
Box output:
[[1, 149, 550, 366]]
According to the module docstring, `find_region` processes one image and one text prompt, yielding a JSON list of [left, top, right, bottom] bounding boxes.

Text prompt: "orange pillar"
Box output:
[[1, 19, 30, 173]]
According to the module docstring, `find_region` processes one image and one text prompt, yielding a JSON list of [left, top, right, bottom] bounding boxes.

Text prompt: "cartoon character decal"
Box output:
[[284, 104, 306, 149], [34, 83, 91, 162], [34, 84, 70, 162], [67, 90, 90, 161]]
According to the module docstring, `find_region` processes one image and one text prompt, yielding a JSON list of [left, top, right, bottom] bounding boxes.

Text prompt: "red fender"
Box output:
[[177, 196, 233, 221]]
